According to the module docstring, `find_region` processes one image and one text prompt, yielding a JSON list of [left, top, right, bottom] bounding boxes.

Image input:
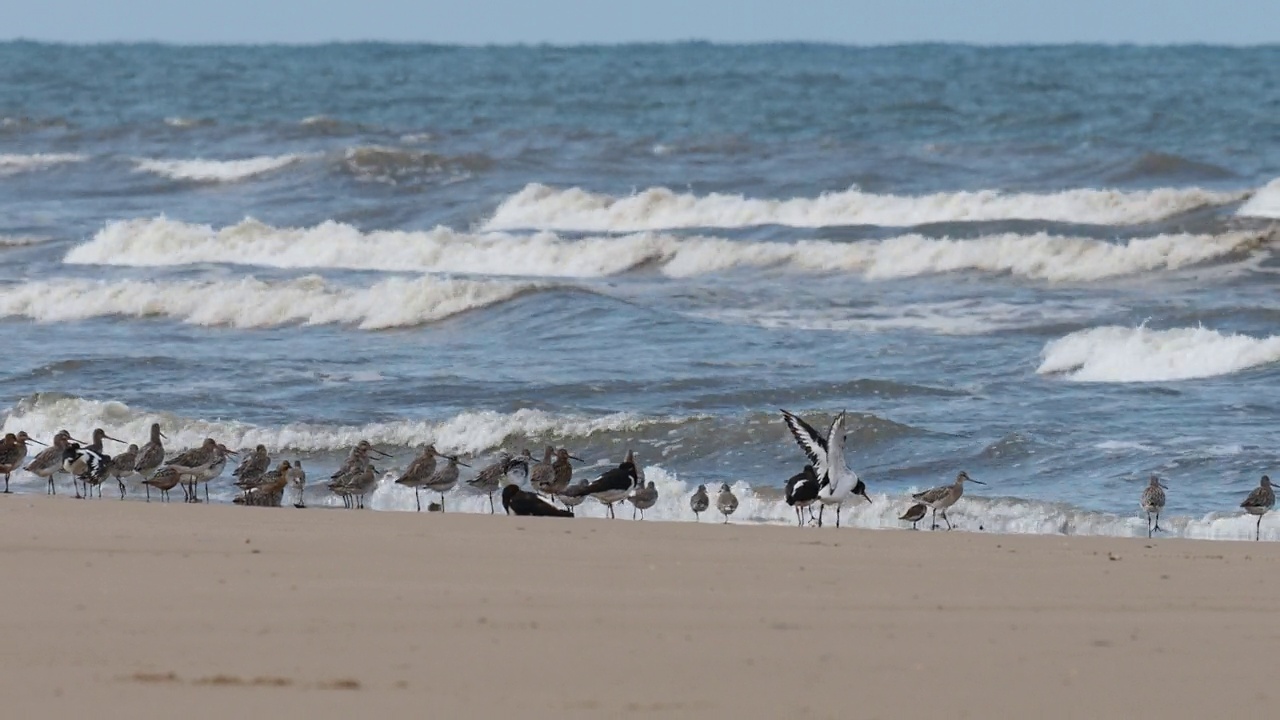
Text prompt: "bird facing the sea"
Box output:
[[690, 484, 709, 521], [717, 483, 738, 524], [912, 471, 984, 531], [1240, 475, 1275, 541], [1140, 475, 1167, 538]]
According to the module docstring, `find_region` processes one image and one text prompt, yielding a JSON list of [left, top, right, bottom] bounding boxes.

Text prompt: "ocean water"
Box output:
[[2, 42, 1279, 539]]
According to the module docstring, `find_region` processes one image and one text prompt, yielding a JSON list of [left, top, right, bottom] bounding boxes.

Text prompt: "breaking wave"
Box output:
[[481, 182, 1247, 231], [1038, 326, 1280, 382], [133, 154, 307, 183], [0, 153, 87, 175], [1237, 177, 1280, 220], [0, 275, 543, 330], [65, 217, 1268, 282]]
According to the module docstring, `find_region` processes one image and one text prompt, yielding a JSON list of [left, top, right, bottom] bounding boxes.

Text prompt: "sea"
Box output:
[[1, 42, 1278, 538]]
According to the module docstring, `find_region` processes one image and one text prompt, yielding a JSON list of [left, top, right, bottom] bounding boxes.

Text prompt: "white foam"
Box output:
[[482, 183, 1247, 231], [65, 217, 1266, 283], [0, 275, 540, 330], [0, 153, 86, 176], [133, 155, 306, 183], [0, 395, 662, 456], [0, 234, 49, 247], [695, 300, 1100, 336], [1237, 177, 1280, 219], [1038, 326, 1280, 382]]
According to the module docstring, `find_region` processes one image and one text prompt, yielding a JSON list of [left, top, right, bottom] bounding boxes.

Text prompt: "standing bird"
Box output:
[[0, 431, 44, 494], [469, 451, 531, 514], [168, 439, 235, 503], [132, 423, 167, 479], [899, 503, 928, 530], [912, 471, 985, 531], [425, 454, 469, 512], [1140, 475, 1168, 538], [784, 464, 819, 527], [237, 460, 292, 507], [1240, 475, 1276, 542], [627, 480, 658, 520], [781, 410, 871, 528], [558, 480, 590, 511], [232, 444, 271, 488], [548, 448, 581, 500], [26, 430, 74, 495], [690, 484, 709, 521], [501, 484, 574, 517], [575, 452, 639, 519], [394, 444, 440, 512], [109, 443, 139, 499], [287, 461, 307, 508], [142, 466, 182, 502], [64, 428, 121, 498], [717, 483, 738, 524], [529, 446, 555, 495]]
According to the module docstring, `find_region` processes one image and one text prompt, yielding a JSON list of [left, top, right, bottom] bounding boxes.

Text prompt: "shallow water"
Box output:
[[2, 43, 1278, 539]]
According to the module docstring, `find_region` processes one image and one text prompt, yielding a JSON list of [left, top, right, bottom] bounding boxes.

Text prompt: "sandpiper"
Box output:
[[469, 451, 531, 514], [1140, 475, 1168, 538], [232, 444, 271, 487], [529, 446, 555, 494], [0, 431, 44, 494], [425, 453, 469, 512], [501, 484, 574, 517], [899, 502, 928, 530], [287, 461, 307, 508], [142, 466, 182, 502], [628, 480, 658, 520], [784, 464, 819, 526], [548, 448, 581, 499], [558, 480, 590, 510], [168, 439, 236, 503], [781, 410, 871, 528], [394, 444, 440, 512], [25, 430, 74, 495], [109, 443, 139, 499], [717, 483, 738, 524], [690, 484, 709, 521], [132, 423, 167, 479], [237, 460, 292, 507], [1240, 475, 1275, 541], [912, 471, 984, 531]]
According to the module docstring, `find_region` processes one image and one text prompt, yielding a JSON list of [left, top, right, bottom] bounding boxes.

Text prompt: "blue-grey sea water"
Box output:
[[2, 42, 1278, 537]]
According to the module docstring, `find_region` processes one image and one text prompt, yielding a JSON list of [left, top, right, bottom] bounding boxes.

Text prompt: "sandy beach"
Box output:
[[2, 495, 1278, 718]]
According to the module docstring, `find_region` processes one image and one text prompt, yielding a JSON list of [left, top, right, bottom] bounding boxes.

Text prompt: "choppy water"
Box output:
[[2, 42, 1279, 539]]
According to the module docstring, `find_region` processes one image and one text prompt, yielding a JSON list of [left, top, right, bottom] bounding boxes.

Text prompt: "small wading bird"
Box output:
[[690, 484, 709, 521], [26, 430, 75, 495], [132, 423, 167, 479], [469, 450, 532, 514], [501, 483, 573, 518], [108, 443, 139, 499], [781, 410, 872, 528], [568, 451, 639, 519], [717, 483, 738, 524], [912, 471, 984, 531], [425, 453, 469, 512], [1140, 474, 1168, 538], [899, 502, 928, 530], [628, 480, 658, 520], [0, 431, 45, 494], [395, 444, 441, 512], [1240, 475, 1275, 542]]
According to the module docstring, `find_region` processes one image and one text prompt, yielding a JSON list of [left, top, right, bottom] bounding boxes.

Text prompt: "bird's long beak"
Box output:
[[969, 478, 986, 485], [106, 435, 126, 444], [1159, 482, 1169, 489], [860, 490, 873, 504], [69, 437, 86, 445], [160, 431, 168, 440], [569, 455, 583, 462], [452, 456, 471, 468], [371, 448, 393, 458], [27, 438, 47, 446]]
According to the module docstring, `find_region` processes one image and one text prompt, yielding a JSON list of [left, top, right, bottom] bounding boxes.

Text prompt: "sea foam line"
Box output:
[[0, 153, 87, 175], [1038, 325, 1280, 382], [65, 217, 1268, 283], [132, 154, 307, 182], [0, 275, 544, 330], [481, 182, 1248, 231]]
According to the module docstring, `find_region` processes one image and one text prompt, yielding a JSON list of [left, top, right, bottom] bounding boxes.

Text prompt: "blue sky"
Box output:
[[6, 0, 1278, 44]]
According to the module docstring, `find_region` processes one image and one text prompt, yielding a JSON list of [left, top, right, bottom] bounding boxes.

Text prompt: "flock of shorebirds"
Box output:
[[0, 408, 1276, 538]]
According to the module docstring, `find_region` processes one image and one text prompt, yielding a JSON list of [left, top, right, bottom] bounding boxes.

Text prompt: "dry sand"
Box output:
[[2, 494, 1278, 718]]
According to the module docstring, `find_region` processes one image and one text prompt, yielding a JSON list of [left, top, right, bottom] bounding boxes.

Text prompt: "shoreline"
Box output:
[[3, 494, 1279, 718]]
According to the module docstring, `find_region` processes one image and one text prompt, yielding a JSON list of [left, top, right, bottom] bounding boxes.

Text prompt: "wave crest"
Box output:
[[1038, 326, 1280, 382], [66, 217, 1266, 283], [481, 183, 1246, 231], [133, 155, 306, 183], [0, 153, 86, 175], [0, 275, 542, 330]]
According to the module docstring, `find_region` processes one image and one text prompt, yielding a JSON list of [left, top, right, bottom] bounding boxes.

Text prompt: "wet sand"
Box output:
[[2, 494, 1278, 718]]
